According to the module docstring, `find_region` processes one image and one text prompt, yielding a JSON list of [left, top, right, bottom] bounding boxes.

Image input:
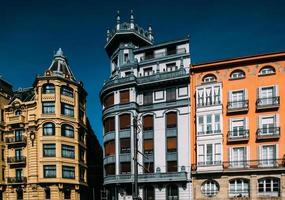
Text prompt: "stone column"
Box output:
[[250, 175, 257, 200]]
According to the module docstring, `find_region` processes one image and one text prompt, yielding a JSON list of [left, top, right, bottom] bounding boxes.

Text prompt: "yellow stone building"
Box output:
[[1, 49, 94, 200]]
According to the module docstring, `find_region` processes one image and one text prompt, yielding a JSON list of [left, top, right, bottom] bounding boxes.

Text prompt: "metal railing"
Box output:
[[227, 130, 249, 141], [7, 156, 26, 164], [7, 176, 27, 184], [227, 100, 249, 112], [256, 96, 280, 109], [197, 161, 222, 167], [256, 127, 280, 139], [6, 136, 27, 144]]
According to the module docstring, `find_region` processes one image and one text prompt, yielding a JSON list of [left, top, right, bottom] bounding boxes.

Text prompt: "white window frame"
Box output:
[[229, 179, 249, 198], [259, 144, 278, 167], [229, 146, 247, 168]]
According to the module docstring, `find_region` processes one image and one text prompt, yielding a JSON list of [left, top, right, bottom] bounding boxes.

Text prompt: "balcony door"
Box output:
[[15, 130, 22, 142], [232, 119, 246, 137], [261, 116, 275, 135], [231, 90, 244, 108], [260, 145, 276, 166], [260, 86, 274, 105], [15, 149, 22, 160], [16, 169, 22, 180], [231, 147, 246, 168]]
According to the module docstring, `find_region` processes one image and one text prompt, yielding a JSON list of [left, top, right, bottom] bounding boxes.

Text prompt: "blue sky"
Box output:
[[1, 0, 285, 144]]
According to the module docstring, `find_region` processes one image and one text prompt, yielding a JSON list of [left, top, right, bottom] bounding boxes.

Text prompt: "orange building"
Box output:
[[190, 52, 285, 199]]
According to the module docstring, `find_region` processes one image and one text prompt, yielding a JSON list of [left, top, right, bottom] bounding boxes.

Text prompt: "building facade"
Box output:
[[100, 12, 191, 200], [190, 52, 285, 200], [0, 49, 98, 200]]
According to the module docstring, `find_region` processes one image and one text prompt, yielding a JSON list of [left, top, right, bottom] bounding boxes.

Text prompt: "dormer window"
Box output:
[[259, 66, 275, 75], [230, 70, 245, 79], [203, 75, 217, 83]]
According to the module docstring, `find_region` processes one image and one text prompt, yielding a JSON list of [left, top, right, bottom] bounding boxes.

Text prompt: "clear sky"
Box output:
[[1, 0, 285, 145]]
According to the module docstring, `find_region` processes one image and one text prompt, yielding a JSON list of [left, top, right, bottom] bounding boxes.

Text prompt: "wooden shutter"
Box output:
[[167, 161, 177, 172], [121, 162, 131, 173], [120, 138, 130, 152], [143, 115, 153, 130], [120, 114, 131, 130], [104, 93, 114, 108], [104, 140, 115, 156], [105, 164, 115, 175], [120, 90, 130, 104], [167, 112, 177, 128], [144, 139, 154, 151], [104, 117, 115, 133], [167, 137, 177, 151]]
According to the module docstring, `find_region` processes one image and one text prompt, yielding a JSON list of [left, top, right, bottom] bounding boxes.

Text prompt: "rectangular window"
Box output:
[[214, 114, 220, 132], [61, 86, 73, 98], [61, 144, 75, 159], [43, 144, 56, 157], [145, 51, 154, 60], [166, 112, 177, 128], [61, 103, 74, 117], [166, 63, 177, 72], [167, 137, 177, 152], [104, 93, 114, 108], [167, 161, 177, 172], [143, 139, 154, 154], [215, 143, 221, 164], [205, 87, 212, 106], [143, 91, 153, 105], [120, 162, 131, 174], [143, 67, 153, 76], [206, 144, 213, 165], [120, 138, 131, 154], [197, 116, 204, 134], [104, 117, 115, 133], [213, 86, 220, 105], [231, 118, 246, 137], [143, 115, 153, 131], [79, 147, 85, 162], [79, 167, 85, 182], [119, 114, 131, 130], [197, 89, 204, 106], [104, 140, 115, 156], [198, 145, 205, 165], [206, 115, 212, 133], [260, 145, 276, 166], [15, 129, 23, 142], [42, 102, 55, 114], [261, 116, 276, 135], [62, 166, 75, 179], [105, 164, 115, 176], [166, 88, 176, 102], [231, 147, 246, 167], [120, 90, 130, 104], [143, 162, 154, 173], [44, 165, 56, 178], [124, 53, 129, 63]]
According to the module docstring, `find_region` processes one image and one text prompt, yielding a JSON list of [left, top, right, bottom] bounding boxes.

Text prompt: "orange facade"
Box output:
[[190, 52, 285, 199]]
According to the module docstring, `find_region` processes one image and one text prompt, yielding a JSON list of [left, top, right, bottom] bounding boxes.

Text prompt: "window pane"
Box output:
[[120, 90, 130, 104], [120, 114, 131, 130]]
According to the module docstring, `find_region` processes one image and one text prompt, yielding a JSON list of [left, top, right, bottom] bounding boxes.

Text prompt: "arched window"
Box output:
[[119, 114, 131, 130], [229, 179, 249, 198], [201, 180, 219, 197], [42, 84, 55, 94], [258, 177, 279, 197], [103, 93, 114, 108], [43, 122, 55, 136], [15, 110, 22, 116], [202, 74, 216, 83], [61, 124, 74, 138], [143, 115, 154, 131], [61, 86, 74, 98], [259, 66, 275, 75], [143, 185, 155, 200], [167, 184, 179, 200], [230, 70, 245, 79]]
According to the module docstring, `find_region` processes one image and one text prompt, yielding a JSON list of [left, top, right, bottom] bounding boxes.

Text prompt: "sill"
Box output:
[[229, 76, 245, 81], [258, 73, 276, 77]]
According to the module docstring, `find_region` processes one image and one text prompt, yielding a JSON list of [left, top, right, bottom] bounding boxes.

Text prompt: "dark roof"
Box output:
[[13, 87, 35, 102]]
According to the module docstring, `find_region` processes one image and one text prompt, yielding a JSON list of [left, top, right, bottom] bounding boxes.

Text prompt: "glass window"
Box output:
[[231, 147, 247, 168], [62, 144, 75, 159], [120, 138, 131, 154], [64, 189, 71, 199], [15, 129, 23, 142], [119, 114, 131, 130], [258, 178, 279, 196], [144, 139, 154, 154], [167, 184, 179, 200], [43, 122, 55, 136], [104, 140, 115, 156], [120, 90, 130, 104], [120, 162, 131, 174], [203, 75, 216, 83], [143, 162, 154, 173], [260, 66, 275, 75], [167, 137, 177, 152], [105, 164, 115, 176], [143, 185, 155, 200], [61, 103, 74, 117], [143, 115, 153, 131], [230, 70, 245, 79], [143, 91, 153, 105], [61, 124, 74, 138], [79, 167, 85, 182], [229, 179, 249, 197], [103, 93, 114, 108], [61, 86, 73, 97], [166, 88, 176, 102], [201, 180, 219, 197], [260, 145, 276, 166], [104, 117, 115, 133], [15, 110, 22, 116], [166, 62, 177, 72], [42, 84, 55, 94], [167, 161, 177, 172], [43, 144, 56, 157], [143, 67, 153, 76], [62, 166, 75, 179], [166, 112, 177, 128], [44, 165, 56, 178], [42, 102, 55, 114], [79, 147, 85, 161], [45, 187, 51, 199]]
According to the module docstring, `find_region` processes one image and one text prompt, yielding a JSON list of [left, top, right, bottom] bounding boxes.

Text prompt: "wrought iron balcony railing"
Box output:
[[256, 127, 280, 139], [256, 96, 280, 109], [227, 130, 249, 142], [227, 100, 249, 113], [7, 176, 27, 184], [7, 156, 26, 164], [6, 136, 27, 145]]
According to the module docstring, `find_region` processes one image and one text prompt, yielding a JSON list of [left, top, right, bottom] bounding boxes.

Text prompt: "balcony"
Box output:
[[6, 136, 27, 146], [7, 156, 26, 165], [141, 48, 187, 63], [104, 171, 188, 185], [256, 127, 280, 140], [227, 100, 248, 113], [227, 130, 249, 142], [197, 160, 222, 167], [223, 159, 284, 171], [7, 176, 27, 184], [103, 155, 116, 165], [6, 115, 25, 125], [256, 96, 280, 110]]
